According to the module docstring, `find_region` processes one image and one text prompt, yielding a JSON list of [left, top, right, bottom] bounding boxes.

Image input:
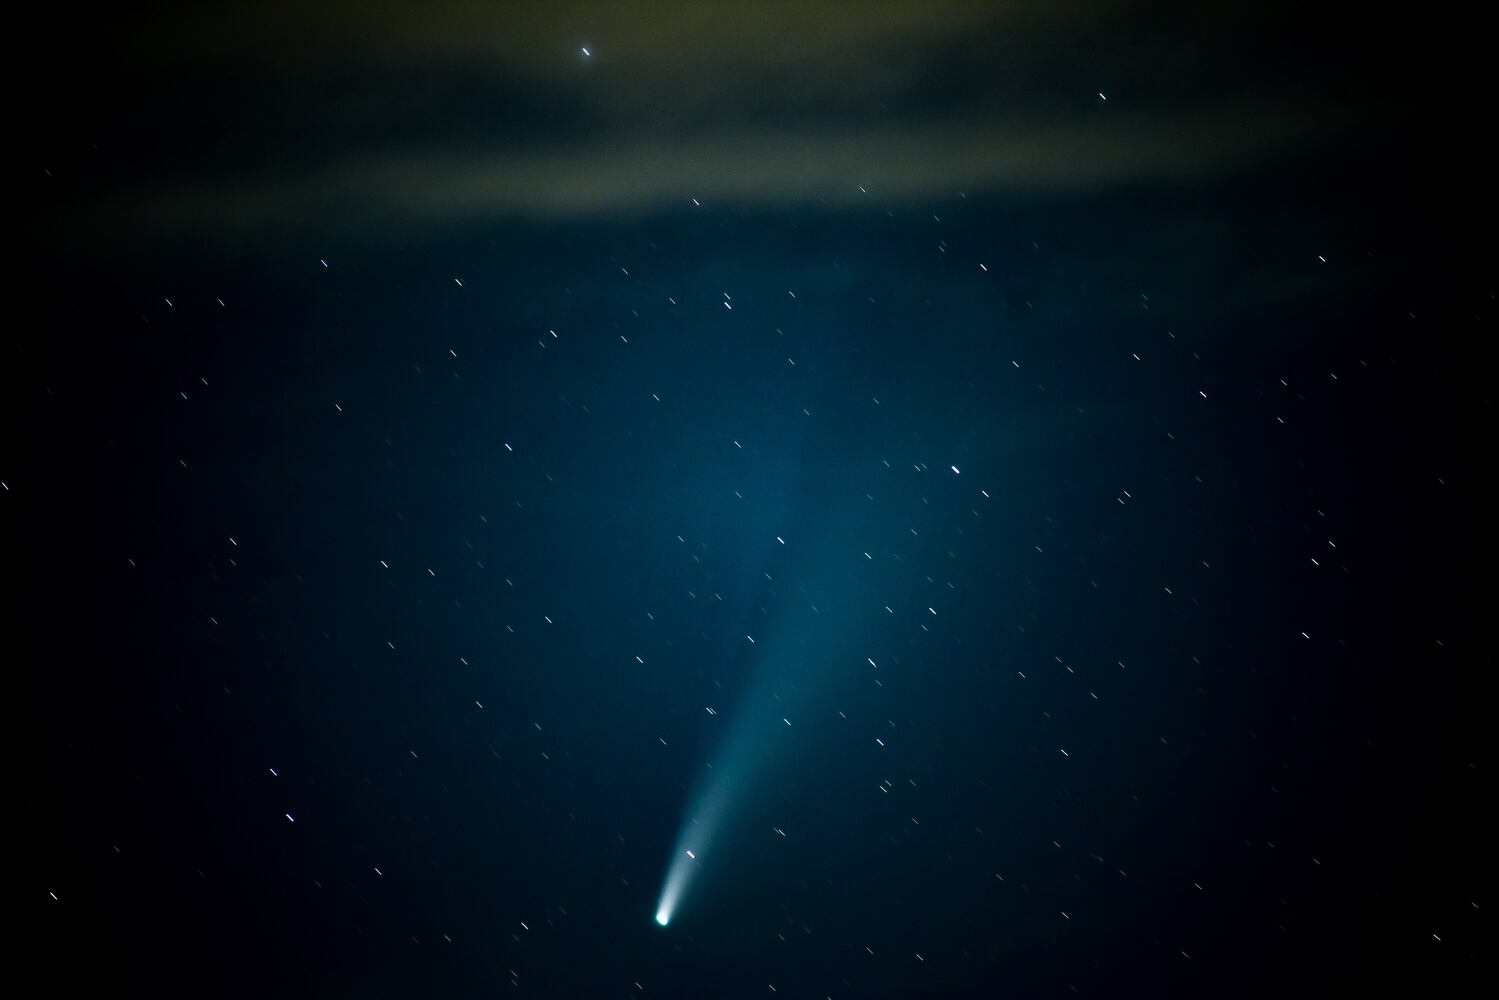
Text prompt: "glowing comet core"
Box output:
[[653, 846, 695, 928]]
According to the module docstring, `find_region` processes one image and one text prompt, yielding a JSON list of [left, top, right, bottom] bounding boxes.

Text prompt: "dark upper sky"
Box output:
[[26, 0, 1483, 244], [16, 3, 1491, 998]]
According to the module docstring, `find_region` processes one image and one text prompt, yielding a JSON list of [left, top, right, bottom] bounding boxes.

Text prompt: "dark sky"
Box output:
[[16, 2, 1492, 997]]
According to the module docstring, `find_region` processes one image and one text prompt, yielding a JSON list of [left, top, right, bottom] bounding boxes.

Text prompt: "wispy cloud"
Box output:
[[39, 1, 1407, 243]]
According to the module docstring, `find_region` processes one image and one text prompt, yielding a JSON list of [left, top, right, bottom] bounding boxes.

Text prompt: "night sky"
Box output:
[[16, 2, 1491, 997]]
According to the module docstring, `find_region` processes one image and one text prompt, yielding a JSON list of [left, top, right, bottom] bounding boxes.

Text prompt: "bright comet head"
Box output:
[[654, 855, 689, 929]]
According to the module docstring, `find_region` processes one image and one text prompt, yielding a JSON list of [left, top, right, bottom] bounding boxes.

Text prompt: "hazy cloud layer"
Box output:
[[34, 1, 1434, 241]]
